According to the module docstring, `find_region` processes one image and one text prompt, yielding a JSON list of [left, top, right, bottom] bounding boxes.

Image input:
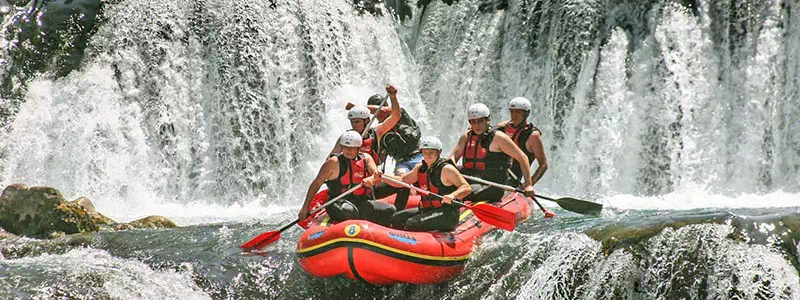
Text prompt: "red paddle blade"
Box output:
[[469, 203, 516, 231], [299, 190, 329, 229], [240, 230, 280, 251]]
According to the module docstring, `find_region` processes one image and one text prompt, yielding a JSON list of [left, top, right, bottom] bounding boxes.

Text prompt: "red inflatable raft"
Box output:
[[295, 191, 535, 285]]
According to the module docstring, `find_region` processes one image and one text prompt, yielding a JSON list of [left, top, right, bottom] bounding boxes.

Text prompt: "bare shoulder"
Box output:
[[494, 130, 511, 139], [442, 164, 460, 174], [326, 155, 340, 164]]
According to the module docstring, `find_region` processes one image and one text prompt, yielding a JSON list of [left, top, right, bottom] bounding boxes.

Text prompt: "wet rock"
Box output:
[[69, 197, 96, 214], [0, 234, 94, 259], [111, 223, 135, 231], [49, 231, 66, 239], [0, 227, 17, 240], [69, 197, 115, 225], [125, 216, 177, 229], [353, 0, 413, 21], [0, 184, 99, 238], [586, 218, 727, 255]]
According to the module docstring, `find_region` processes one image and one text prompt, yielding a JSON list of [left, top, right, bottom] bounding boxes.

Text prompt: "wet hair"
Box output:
[[367, 94, 385, 106]]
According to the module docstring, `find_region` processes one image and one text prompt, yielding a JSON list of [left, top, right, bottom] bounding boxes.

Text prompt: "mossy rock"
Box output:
[[586, 218, 727, 255], [125, 216, 177, 229], [0, 184, 99, 238], [69, 197, 115, 225], [0, 227, 18, 240]]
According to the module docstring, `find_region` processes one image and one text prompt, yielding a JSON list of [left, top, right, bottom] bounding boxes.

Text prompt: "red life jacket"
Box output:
[[361, 129, 381, 165], [417, 158, 458, 209], [499, 122, 541, 182], [461, 129, 511, 183], [463, 130, 488, 171], [326, 153, 371, 198]]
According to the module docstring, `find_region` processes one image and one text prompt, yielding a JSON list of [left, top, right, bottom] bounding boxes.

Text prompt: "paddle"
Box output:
[[500, 170, 555, 218], [359, 93, 389, 139], [240, 183, 365, 251], [462, 175, 602, 216], [381, 176, 516, 231]]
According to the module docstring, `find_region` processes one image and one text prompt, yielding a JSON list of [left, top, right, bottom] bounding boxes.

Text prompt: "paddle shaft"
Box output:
[[278, 183, 365, 232], [242, 183, 365, 250], [534, 194, 558, 202], [382, 176, 517, 231], [504, 170, 602, 215], [462, 174, 550, 215], [506, 169, 552, 206], [362, 94, 388, 196], [360, 93, 390, 139], [303, 183, 365, 223], [381, 176, 467, 207]]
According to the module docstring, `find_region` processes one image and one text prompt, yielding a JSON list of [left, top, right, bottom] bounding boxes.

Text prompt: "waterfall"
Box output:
[[0, 0, 798, 211], [413, 0, 800, 198], [0, 0, 425, 216]]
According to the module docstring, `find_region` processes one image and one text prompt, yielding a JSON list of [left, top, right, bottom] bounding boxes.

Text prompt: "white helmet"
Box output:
[[347, 106, 371, 120], [509, 97, 531, 111], [418, 136, 443, 151], [467, 103, 491, 120], [339, 131, 363, 147]]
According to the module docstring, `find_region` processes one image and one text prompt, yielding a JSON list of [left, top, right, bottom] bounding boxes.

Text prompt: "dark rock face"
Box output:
[[352, 0, 413, 21], [0, 184, 99, 238], [1, 0, 104, 126]]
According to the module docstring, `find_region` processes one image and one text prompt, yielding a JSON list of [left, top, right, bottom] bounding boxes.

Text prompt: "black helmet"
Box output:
[[367, 94, 385, 106]]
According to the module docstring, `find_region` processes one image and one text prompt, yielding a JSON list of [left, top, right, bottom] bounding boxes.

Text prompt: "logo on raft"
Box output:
[[388, 232, 417, 245], [436, 233, 456, 243], [308, 229, 326, 240], [344, 224, 361, 237]]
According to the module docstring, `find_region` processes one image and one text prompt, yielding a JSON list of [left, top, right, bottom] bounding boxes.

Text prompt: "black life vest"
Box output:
[[416, 158, 458, 209], [373, 108, 421, 161], [461, 129, 511, 184], [499, 122, 541, 181], [326, 153, 371, 199]]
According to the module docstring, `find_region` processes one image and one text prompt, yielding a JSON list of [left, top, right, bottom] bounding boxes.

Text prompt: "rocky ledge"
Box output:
[[0, 184, 176, 240]]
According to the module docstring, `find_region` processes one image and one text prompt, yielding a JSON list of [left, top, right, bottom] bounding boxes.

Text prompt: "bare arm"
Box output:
[[526, 131, 548, 185], [366, 105, 390, 115], [300, 157, 338, 218], [494, 132, 533, 188], [448, 132, 468, 164], [374, 86, 401, 136], [364, 154, 378, 175], [362, 155, 382, 187], [440, 165, 472, 201]]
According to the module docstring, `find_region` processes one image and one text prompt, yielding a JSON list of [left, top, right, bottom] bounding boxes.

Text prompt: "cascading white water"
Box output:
[[0, 0, 426, 221], [0, 0, 795, 217], [0, 248, 210, 299], [412, 0, 800, 201], [0, 1, 799, 298], [506, 225, 800, 300]]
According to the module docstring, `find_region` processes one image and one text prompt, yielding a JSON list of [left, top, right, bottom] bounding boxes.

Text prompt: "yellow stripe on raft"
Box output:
[[459, 209, 472, 221], [459, 201, 486, 221], [297, 237, 472, 262]]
